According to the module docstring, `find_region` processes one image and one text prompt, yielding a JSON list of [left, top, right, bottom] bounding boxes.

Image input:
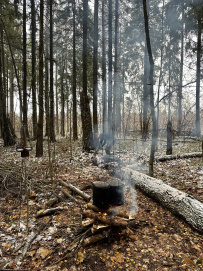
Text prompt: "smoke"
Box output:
[[124, 175, 139, 218]]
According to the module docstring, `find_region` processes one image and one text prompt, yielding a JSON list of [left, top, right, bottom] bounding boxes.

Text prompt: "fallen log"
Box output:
[[156, 152, 202, 162], [36, 207, 68, 218], [61, 188, 81, 204], [115, 167, 203, 233], [59, 179, 91, 201], [45, 195, 65, 207], [87, 203, 129, 219], [83, 210, 139, 229]]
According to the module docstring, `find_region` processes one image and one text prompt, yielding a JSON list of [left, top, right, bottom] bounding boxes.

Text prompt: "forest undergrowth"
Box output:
[[0, 136, 203, 270]]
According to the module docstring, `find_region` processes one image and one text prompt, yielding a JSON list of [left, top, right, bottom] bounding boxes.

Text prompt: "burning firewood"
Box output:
[[87, 203, 129, 219], [82, 210, 139, 229], [91, 224, 111, 234]]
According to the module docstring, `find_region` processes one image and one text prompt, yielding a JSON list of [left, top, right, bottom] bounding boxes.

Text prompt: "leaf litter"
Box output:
[[0, 137, 202, 270]]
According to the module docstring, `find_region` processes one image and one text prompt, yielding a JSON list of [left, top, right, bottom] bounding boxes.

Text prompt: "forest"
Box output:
[[0, 0, 203, 270]]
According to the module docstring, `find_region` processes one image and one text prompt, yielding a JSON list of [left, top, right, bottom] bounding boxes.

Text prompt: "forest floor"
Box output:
[[0, 136, 203, 271]]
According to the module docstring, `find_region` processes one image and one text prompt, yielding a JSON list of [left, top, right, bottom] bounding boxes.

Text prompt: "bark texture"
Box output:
[[116, 167, 203, 233], [156, 152, 202, 162]]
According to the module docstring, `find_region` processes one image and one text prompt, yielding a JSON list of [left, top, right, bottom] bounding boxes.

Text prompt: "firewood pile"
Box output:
[[36, 178, 140, 247], [81, 203, 139, 246]]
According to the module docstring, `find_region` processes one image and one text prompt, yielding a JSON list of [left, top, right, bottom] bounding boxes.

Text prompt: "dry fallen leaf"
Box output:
[[37, 247, 53, 259], [76, 251, 85, 264], [183, 258, 195, 266]]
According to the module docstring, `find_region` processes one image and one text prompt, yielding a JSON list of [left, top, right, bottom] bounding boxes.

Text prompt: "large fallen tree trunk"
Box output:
[[115, 167, 203, 233], [156, 152, 202, 162]]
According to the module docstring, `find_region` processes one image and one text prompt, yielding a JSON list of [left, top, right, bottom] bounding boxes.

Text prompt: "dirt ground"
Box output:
[[0, 137, 203, 270]]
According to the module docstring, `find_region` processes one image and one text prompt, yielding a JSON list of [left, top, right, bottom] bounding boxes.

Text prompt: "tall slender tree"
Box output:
[[36, 0, 44, 157], [44, 0, 50, 137], [31, 0, 37, 139], [102, 0, 107, 133], [113, 0, 121, 133], [143, 0, 157, 176], [108, 0, 113, 134], [0, 32, 14, 146], [80, 0, 92, 151], [60, 61, 65, 137], [195, 16, 201, 137], [156, 0, 165, 134], [93, 0, 98, 135], [177, 2, 184, 136], [72, 0, 78, 140], [23, 0, 28, 134], [49, 0, 56, 142]]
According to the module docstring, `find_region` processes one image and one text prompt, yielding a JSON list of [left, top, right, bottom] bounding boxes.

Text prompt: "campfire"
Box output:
[[81, 179, 139, 246]]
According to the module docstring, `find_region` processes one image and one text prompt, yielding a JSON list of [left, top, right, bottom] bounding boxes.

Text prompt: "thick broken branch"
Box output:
[[59, 179, 91, 201], [45, 195, 65, 207], [36, 207, 68, 218], [83, 230, 111, 246], [61, 188, 81, 204]]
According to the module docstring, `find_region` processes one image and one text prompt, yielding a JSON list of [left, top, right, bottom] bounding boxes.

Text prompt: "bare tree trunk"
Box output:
[[60, 61, 65, 137], [108, 0, 113, 134], [102, 0, 107, 133], [36, 0, 44, 157], [10, 64, 14, 128], [143, 0, 157, 177], [166, 121, 172, 155], [81, 0, 92, 151], [23, 0, 28, 134], [0, 17, 23, 120], [72, 0, 78, 140], [93, 0, 98, 135], [157, 0, 164, 135], [49, 0, 56, 142], [44, 0, 50, 138], [31, 0, 37, 139], [113, 0, 121, 133], [0, 31, 15, 146], [142, 41, 149, 140], [55, 65, 59, 135], [195, 18, 201, 137], [177, 2, 184, 136]]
